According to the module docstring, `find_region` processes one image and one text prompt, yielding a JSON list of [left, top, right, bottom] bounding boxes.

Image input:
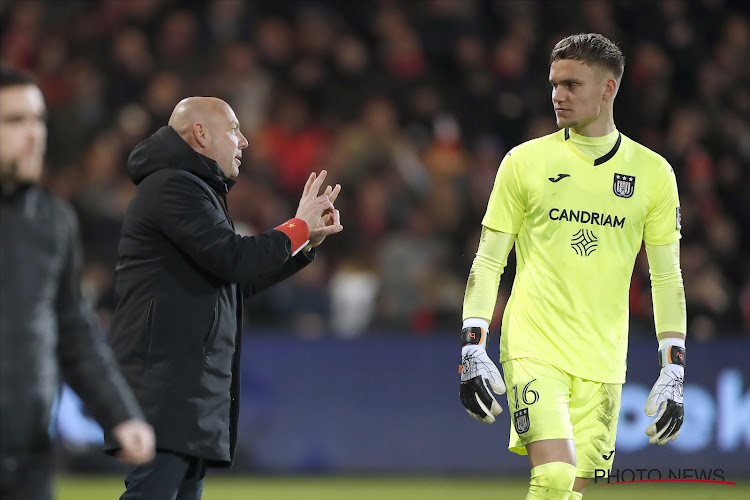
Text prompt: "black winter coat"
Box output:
[[0, 184, 142, 477], [105, 126, 312, 465]]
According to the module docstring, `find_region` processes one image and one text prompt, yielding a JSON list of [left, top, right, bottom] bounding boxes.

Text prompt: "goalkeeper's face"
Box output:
[[549, 58, 615, 132]]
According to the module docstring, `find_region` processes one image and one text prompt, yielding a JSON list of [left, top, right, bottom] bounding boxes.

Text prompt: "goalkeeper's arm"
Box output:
[[460, 227, 514, 423], [644, 241, 687, 444], [462, 226, 515, 325]]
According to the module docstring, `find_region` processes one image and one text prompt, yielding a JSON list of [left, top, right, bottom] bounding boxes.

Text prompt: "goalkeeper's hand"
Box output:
[[644, 339, 685, 445], [459, 326, 506, 424]]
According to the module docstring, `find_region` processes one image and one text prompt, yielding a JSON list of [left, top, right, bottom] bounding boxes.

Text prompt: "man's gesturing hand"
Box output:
[[295, 170, 342, 242], [307, 183, 343, 249], [644, 341, 685, 445], [459, 326, 506, 424], [113, 419, 155, 465]]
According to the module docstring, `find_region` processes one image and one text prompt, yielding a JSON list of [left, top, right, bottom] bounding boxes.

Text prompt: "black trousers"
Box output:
[[120, 450, 207, 500], [0, 452, 53, 500]]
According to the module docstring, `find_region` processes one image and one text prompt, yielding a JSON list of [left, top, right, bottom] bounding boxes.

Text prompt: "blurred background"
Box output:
[[1, 0, 749, 496]]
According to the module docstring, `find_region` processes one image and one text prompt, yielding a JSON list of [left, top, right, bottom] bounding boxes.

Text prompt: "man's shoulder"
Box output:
[[620, 133, 672, 172], [138, 168, 212, 194], [29, 185, 77, 227], [509, 129, 565, 159], [142, 167, 201, 183]]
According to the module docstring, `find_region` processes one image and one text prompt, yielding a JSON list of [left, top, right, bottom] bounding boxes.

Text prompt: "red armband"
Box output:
[[275, 218, 310, 256]]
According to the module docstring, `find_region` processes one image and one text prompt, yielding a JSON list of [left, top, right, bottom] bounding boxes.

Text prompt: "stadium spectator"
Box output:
[[0, 65, 154, 500], [0, 0, 746, 336]]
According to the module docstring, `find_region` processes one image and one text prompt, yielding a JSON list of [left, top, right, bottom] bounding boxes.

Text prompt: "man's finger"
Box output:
[[646, 409, 670, 442], [460, 383, 486, 417], [474, 394, 495, 423], [476, 379, 502, 416], [465, 409, 483, 423], [658, 418, 679, 444], [116, 449, 131, 463], [135, 429, 155, 460], [644, 397, 663, 417], [646, 421, 667, 443], [117, 439, 139, 464], [309, 170, 328, 197], [315, 195, 333, 207], [118, 442, 152, 465], [489, 379, 506, 395], [319, 209, 341, 229], [302, 172, 316, 198], [462, 377, 497, 422], [329, 184, 341, 204], [313, 224, 343, 238]]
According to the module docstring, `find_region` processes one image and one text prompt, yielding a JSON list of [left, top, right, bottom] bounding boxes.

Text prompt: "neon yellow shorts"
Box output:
[[502, 357, 621, 478]]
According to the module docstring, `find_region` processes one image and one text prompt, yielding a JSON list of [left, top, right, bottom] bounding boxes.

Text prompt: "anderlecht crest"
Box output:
[[514, 408, 530, 434], [613, 173, 635, 198]]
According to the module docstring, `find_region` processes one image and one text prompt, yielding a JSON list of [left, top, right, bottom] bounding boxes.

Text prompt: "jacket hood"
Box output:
[[127, 126, 235, 193]]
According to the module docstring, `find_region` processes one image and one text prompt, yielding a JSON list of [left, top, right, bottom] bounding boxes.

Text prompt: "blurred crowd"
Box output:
[[2, 0, 748, 340]]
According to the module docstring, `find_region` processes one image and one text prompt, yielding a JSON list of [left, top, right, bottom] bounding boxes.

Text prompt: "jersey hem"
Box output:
[[500, 353, 626, 385]]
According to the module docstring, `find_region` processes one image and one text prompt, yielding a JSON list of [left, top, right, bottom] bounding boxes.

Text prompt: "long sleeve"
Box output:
[[56, 207, 143, 431], [245, 248, 315, 297], [463, 227, 515, 322], [645, 240, 687, 335], [157, 172, 310, 290]]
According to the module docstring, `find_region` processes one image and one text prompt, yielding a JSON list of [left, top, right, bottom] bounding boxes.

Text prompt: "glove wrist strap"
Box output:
[[462, 318, 489, 349], [461, 327, 486, 349], [658, 345, 686, 369]]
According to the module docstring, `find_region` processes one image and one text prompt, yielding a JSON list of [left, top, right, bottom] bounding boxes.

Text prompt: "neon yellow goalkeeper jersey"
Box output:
[[484, 128, 681, 383]]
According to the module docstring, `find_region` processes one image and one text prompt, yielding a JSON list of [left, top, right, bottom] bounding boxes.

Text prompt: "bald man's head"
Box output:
[[168, 96, 248, 178]]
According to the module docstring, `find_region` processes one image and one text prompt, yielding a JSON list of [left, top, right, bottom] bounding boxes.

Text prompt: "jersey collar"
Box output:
[[564, 127, 622, 166]]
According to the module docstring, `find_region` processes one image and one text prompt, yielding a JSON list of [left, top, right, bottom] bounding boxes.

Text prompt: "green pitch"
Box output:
[[57, 475, 750, 500]]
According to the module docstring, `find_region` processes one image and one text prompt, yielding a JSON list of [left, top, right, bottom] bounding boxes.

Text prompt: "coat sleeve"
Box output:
[[157, 172, 309, 290], [55, 205, 144, 432], [244, 248, 315, 297]]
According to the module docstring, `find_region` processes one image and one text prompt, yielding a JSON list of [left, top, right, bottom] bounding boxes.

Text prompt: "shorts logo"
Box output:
[[613, 173, 635, 198], [514, 408, 530, 434]]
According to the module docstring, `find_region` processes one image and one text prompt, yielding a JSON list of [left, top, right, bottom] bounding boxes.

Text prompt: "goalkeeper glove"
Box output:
[[459, 323, 506, 423], [644, 338, 685, 445]]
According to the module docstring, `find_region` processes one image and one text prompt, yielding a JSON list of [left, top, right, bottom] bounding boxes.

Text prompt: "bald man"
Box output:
[[107, 97, 342, 500]]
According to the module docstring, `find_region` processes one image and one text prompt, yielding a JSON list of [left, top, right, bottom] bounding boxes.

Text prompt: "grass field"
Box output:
[[57, 475, 750, 500]]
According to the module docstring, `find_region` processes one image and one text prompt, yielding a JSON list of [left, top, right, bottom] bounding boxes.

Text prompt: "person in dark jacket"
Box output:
[[0, 67, 155, 500], [107, 96, 342, 500]]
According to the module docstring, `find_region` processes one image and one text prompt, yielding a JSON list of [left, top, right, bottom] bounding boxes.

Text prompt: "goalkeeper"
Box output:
[[460, 33, 686, 500]]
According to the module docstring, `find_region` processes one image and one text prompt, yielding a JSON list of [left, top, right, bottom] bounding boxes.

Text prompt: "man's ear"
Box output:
[[603, 77, 618, 100], [192, 123, 208, 148]]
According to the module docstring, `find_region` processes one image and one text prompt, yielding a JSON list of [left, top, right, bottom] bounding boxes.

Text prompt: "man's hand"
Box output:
[[460, 326, 506, 423], [644, 342, 685, 445], [307, 183, 343, 249], [113, 419, 155, 465], [295, 171, 339, 238]]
